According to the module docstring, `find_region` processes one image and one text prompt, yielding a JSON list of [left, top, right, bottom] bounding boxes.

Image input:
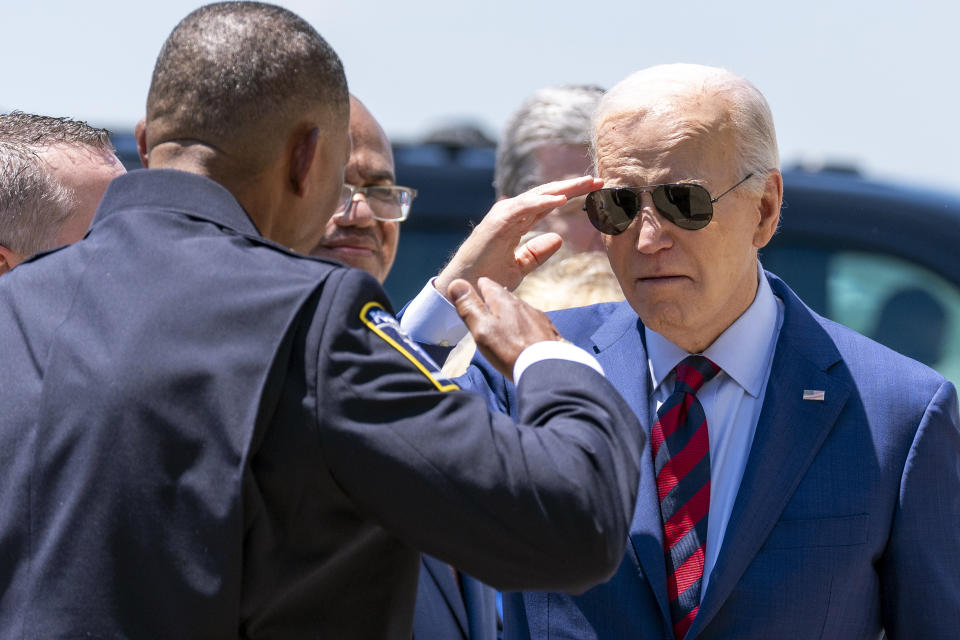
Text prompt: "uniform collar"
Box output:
[[646, 264, 782, 397], [93, 169, 262, 238]]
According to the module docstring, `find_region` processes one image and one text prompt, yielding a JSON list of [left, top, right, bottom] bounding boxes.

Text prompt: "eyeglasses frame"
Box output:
[[336, 184, 419, 222], [584, 173, 756, 234]]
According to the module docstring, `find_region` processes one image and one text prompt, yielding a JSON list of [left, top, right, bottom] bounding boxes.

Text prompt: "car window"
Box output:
[[763, 246, 960, 387]]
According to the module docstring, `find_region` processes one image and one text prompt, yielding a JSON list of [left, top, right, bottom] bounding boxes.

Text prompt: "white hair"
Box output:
[[495, 85, 604, 198], [592, 64, 779, 192]]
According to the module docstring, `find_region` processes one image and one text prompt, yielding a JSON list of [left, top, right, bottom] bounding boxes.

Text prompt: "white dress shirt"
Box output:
[[401, 266, 784, 599]]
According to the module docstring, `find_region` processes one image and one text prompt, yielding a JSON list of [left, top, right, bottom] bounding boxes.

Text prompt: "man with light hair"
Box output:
[[413, 85, 624, 640], [0, 112, 125, 274], [403, 63, 960, 638], [495, 84, 605, 254]]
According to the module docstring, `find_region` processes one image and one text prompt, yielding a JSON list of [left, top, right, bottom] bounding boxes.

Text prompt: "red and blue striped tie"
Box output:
[[651, 355, 720, 639]]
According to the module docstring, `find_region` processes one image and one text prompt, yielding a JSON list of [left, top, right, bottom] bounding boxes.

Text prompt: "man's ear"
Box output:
[[0, 243, 23, 275], [753, 169, 783, 249], [135, 118, 149, 168], [289, 127, 320, 197]]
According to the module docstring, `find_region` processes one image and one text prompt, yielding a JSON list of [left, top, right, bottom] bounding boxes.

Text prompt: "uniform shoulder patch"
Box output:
[[360, 301, 459, 392]]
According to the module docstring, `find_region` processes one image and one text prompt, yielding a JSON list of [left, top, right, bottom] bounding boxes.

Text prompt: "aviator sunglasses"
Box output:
[[583, 173, 754, 234]]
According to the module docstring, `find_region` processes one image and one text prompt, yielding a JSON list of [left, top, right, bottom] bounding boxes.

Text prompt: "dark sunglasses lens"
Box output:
[[585, 189, 640, 235], [652, 184, 713, 230]]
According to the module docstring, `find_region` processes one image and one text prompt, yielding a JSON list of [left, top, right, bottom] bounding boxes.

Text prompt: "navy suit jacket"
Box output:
[[413, 555, 500, 639], [459, 273, 960, 639], [0, 170, 647, 639]]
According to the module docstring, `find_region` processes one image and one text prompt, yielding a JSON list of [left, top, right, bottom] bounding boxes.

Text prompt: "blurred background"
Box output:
[[1, 0, 958, 193]]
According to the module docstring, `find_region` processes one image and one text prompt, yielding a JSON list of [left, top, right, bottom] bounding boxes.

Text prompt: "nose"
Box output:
[[587, 229, 605, 252], [335, 192, 376, 228], [633, 193, 673, 254]]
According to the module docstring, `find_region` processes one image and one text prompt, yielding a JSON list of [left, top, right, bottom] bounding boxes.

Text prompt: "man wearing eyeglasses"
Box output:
[[311, 95, 413, 284], [402, 63, 960, 638], [309, 94, 501, 640]]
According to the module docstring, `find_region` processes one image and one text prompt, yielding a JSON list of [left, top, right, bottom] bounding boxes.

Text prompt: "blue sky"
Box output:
[[3, 0, 957, 193]]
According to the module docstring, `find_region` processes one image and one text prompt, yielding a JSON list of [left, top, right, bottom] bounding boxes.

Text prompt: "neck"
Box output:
[[148, 141, 283, 243]]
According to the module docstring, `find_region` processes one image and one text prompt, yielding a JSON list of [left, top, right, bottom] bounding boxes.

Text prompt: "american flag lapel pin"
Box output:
[[803, 389, 825, 401]]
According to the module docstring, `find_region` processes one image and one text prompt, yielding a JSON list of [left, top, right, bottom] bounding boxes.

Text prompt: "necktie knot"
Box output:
[[673, 355, 720, 395]]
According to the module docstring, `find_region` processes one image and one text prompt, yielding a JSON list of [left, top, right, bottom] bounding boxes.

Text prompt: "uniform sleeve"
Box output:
[[314, 269, 644, 593], [880, 380, 960, 637]]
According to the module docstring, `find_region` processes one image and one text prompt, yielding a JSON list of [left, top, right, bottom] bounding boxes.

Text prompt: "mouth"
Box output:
[[313, 235, 379, 257], [318, 244, 376, 256], [638, 274, 688, 282], [635, 274, 692, 290]]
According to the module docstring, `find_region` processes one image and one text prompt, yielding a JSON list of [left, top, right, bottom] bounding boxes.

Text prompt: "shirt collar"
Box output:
[[94, 168, 262, 238], [646, 264, 781, 397]]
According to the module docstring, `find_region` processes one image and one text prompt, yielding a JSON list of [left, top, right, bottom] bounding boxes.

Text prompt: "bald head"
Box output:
[[312, 96, 401, 283], [348, 96, 392, 169], [146, 1, 348, 164], [594, 63, 779, 190]]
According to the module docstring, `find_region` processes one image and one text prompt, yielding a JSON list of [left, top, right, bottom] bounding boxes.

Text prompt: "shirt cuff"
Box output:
[[514, 341, 605, 382], [399, 278, 470, 346]]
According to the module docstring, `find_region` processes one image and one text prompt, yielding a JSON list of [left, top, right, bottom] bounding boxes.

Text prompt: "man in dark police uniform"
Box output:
[[0, 3, 645, 638]]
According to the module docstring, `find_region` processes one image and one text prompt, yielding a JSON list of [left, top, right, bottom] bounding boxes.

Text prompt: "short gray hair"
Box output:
[[0, 112, 113, 256], [593, 64, 779, 192], [0, 111, 114, 151], [495, 85, 604, 198]]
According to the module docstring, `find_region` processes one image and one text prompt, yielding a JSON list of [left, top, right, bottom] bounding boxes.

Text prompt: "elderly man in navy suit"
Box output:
[[402, 63, 960, 638]]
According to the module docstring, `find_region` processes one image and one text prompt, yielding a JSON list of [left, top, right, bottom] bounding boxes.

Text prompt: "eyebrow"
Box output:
[[363, 170, 396, 184]]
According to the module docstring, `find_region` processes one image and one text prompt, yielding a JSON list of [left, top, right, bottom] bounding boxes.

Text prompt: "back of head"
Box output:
[[594, 64, 779, 191], [146, 1, 348, 169], [495, 85, 604, 198], [0, 112, 114, 256]]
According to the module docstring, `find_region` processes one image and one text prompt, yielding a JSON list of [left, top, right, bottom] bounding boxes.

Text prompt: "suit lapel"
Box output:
[[590, 303, 673, 629], [422, 555, 469, 637], [461, 573, 498, 640], [688, 276, 851, 638]]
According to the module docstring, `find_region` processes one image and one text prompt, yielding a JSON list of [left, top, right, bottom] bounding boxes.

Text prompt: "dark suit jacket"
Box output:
[[0, 170, 646, 639], [458, 273, 960, 639], [413, 555, 499, 639]]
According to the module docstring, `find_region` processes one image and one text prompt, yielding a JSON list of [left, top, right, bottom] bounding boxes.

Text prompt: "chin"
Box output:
[[636, 300, 690, 334]]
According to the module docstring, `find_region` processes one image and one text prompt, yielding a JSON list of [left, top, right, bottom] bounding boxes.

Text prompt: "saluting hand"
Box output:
[[434, 176, 604, 298], [448, 277, 563, 381]]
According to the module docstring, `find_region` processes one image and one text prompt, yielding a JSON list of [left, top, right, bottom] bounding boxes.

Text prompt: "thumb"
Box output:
[[448, 279, 490, 333], [515, 232, 562, 279]]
